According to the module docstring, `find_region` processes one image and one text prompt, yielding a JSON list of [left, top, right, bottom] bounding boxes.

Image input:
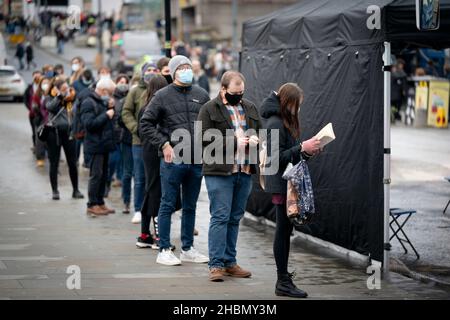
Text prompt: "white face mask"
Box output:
[[41, 84, 49, 92], [72, 63, 80, 72], [100, 74, 111, 81]]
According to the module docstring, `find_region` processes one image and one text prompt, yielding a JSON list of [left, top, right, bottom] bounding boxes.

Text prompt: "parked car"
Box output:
[[0, 66, 26, 102], [107, 30, 163, 77]]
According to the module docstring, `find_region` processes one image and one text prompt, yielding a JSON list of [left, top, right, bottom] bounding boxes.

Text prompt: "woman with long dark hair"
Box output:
[[45, 78, 84, 200], [261, 83, 321, 298], [136, 75, 169, 249], [32, 76, 51, 167]]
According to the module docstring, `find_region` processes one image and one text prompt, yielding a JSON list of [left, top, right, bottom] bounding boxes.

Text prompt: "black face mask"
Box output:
[[163, 74, 173, 84], [225, 92, 243, 106]]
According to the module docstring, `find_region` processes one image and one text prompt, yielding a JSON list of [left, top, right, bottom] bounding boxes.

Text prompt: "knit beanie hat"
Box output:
[[168, 55, 192, 80]]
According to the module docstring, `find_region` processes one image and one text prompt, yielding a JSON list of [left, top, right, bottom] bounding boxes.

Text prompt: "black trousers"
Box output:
[[47, 129, 78, 192], [29, 116, 36, 147], [273, 204, 294, 275], [88, 153, 109, 208], [141, 141, 161, 235]]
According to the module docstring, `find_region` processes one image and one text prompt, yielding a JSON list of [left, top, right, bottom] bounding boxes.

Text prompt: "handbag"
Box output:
[[37, 106, 65, 142]]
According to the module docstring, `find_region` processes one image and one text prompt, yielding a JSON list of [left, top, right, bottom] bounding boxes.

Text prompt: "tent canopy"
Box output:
[[242, 0, 450, 51], [240, 0, 450, 262]]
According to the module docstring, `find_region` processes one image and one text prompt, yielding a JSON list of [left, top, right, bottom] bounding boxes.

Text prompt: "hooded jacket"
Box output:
[[260, 91, 311, 195], [80, 90, 115, 155]]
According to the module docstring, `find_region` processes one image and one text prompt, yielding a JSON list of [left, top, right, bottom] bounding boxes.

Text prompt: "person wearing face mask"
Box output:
[[80, 78, 117, 216], [157, 57, 173, 84], [198, 71, 260, 282], [45, 78, 84, 201], [114, 75, 134, 214], [72, 69, 96, 169], [69, 57, 85, 85], [31, 76, 51, 167], [97, 66, 112, 81], [104, 75, 129, 199], [140, 55, 210, 266], [73, 69, 95, 97], [260, 83, 321, 299], [24, 70, 42, 153], [122, 62, 159, 224]]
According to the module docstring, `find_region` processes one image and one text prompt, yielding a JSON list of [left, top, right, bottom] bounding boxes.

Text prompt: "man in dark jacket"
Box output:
[[197, 71, 261, 281], [80, 78, 117, 216], [140, 55, 210, 266]]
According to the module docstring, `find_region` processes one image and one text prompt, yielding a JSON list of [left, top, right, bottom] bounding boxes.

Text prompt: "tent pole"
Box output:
[[383, 41, 392, 280]]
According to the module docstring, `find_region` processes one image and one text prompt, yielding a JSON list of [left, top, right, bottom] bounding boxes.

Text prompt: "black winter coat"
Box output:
[[80, 91, 115, 155], [45, 95, 72, 132], [113, 89, 132, 145], [140, 83, 210, 160], [260, 91, 311, 195]]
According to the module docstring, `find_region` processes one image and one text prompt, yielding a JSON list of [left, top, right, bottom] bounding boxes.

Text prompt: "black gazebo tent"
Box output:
[[241, 0, 450, 263]]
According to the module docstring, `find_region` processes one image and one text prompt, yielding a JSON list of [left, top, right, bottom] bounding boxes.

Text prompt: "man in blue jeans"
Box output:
[[140, 55, 210, 266], [197, 71, 261, 281]]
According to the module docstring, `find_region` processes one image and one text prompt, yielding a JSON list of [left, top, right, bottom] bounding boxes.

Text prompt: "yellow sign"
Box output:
[[427, 80, 449, 128], [415, 84, 428, 111]]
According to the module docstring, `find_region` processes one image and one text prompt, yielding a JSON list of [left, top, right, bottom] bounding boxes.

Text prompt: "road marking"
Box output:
[[113, 273, 204, 279], [0, 275, 49, 280], [0, 256, 64, 261], [17, 212, 27, 215], [0, 244, 31, 251]]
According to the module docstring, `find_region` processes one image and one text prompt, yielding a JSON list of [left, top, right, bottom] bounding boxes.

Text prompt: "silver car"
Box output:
[[0, 66, 27, 102]]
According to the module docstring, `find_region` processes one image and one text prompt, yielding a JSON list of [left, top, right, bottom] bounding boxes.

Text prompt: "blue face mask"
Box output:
[[177, 69, 193, 84], [101, 95, 110, 105]]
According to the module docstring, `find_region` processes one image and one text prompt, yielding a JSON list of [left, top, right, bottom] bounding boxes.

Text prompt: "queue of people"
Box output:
[[24, 54, 322, 299]]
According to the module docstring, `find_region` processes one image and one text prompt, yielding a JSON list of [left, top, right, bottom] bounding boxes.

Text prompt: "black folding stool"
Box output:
[[389, 208, 420, 260]]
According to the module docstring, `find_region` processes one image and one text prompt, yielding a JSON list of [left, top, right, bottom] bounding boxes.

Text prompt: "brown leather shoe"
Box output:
[[224, 265, 252, 278], [87, 205, 109, 216], [100, 205, 115, 214], [209, 268, 225, 282]]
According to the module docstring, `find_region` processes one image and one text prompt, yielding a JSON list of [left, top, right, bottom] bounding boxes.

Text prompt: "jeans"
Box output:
[[158, 160, 203, 251], [57, 40, 64, 54], [107, 144, 122, 184], [132, 145, 145, 212], [121, 143, 133, 205], [205, 173, 252, 269], [47, 129, 79, 192], [87, 153, 109, 207]]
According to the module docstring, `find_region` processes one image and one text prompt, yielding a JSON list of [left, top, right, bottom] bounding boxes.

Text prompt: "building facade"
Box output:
[[169, 0, 298, 46]]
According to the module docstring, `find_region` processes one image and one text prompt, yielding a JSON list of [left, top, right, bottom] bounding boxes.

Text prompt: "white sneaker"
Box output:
[[157, 249, 182, 266], [131, 211, 141, 224], [180, 247, 209, 263]]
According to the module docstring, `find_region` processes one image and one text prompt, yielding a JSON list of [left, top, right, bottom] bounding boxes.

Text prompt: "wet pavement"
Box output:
[[391, 124, 450, 284], [1, 38, 450, 299]]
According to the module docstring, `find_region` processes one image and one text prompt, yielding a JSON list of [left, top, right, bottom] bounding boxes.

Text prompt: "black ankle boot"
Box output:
[[52, 190, 60, 200], [275, 274, 308, 298], [72, 190, 84, 199]]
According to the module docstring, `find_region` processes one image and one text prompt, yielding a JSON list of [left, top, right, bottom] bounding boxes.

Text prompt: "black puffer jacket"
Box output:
[[260, 91, 311, 195], [80, 91, 115, 155], [140, 83, 210, 160], [113, 88, 130, 145]]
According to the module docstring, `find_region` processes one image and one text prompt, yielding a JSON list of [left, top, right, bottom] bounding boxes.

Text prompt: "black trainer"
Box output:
[[72, 190, 84, 199], [136, 236, 159, 250]]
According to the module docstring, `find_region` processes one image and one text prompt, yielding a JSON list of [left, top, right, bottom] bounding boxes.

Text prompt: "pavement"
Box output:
[[1, 34, 450, 300], [390, 124, 450, 284]]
